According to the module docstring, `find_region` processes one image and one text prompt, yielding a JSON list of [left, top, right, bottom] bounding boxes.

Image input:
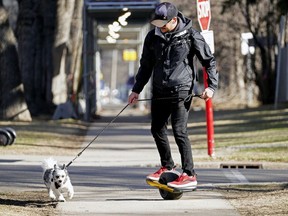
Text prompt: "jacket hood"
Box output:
[[177, 12, 192, 31]]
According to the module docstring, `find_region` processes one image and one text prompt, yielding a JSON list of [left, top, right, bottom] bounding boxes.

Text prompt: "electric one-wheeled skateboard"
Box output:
[[146, 170, 196, 200]]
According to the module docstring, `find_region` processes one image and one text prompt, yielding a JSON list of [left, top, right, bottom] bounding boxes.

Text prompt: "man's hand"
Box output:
[[128, 92, 139, 104], [201, 88, 214, 101]]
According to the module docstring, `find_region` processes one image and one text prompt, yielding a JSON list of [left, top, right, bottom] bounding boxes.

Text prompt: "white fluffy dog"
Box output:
[[41, 157, 74, 202]]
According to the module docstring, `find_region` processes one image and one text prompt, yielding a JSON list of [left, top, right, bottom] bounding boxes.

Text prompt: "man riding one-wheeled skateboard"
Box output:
[[128, 2, 218, 199]]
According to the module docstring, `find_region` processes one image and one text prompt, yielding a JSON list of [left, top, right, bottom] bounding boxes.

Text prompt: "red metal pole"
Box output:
[[203, 67, 215, 157]]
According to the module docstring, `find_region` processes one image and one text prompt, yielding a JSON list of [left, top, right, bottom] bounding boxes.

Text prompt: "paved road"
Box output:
[[0, 164, 287, 189]]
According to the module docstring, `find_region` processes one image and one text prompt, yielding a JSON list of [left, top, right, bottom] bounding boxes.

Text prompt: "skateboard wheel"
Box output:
[[158, 171, 183, 200], [0, 129, 12, 146]]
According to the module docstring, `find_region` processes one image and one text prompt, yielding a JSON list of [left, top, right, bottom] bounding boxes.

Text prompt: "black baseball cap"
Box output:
[[151, 2, 178, 28]]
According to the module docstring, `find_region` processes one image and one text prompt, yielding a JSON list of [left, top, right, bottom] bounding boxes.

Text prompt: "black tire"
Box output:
[[5, 127, 16, 145], [158, 171, 183, 200], [0, 129, 12, 146]]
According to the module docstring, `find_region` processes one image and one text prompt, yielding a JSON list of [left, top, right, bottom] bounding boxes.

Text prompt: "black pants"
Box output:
[[150, 90, 195, 176]]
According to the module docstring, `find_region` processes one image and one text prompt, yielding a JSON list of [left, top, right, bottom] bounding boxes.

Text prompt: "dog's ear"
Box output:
[[54, 164, 57, 170]]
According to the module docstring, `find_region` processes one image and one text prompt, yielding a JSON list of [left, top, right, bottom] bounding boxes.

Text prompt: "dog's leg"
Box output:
[[58, 194, 66, 202], [67, 183, 74, 199], [52, 187, 66, 202], [48, 188, 56, 200]]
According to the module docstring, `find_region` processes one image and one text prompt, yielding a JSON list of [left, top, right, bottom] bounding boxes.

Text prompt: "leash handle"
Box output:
[[184, 93, 202, 102]]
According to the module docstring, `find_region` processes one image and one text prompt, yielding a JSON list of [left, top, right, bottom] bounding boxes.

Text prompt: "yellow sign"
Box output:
[[123, 49, 137, 61]]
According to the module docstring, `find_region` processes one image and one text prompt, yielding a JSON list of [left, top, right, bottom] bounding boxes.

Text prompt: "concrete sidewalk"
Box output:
[[55, 105, 240, 216], [57, 188, 239, 216]]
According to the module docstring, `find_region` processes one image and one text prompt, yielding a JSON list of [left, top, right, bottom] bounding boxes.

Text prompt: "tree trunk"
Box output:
[[52, 0, 75, 104], [17, 0, 57, 115], [0, 1, 31, 121], [68, 0, 83, 99], [17, 0, 83, 117]]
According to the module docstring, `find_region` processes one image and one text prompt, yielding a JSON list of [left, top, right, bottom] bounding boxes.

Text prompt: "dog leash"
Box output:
[[65, 93, 202, 167], [66, 103, 129, 167]]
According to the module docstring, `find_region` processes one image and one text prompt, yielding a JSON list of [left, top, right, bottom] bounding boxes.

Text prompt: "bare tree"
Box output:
[[16, 0, 83, 117], [52, 0, 75, 104], [222, 0, 286, 104], [0, 0, 31, 121], [17, 0, 57, 115], [68, 0, 83, 101], [52, 0, 83, 105]]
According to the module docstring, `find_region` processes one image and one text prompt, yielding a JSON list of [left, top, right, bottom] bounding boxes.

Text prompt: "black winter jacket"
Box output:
[[132, 12, 218, 94]]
